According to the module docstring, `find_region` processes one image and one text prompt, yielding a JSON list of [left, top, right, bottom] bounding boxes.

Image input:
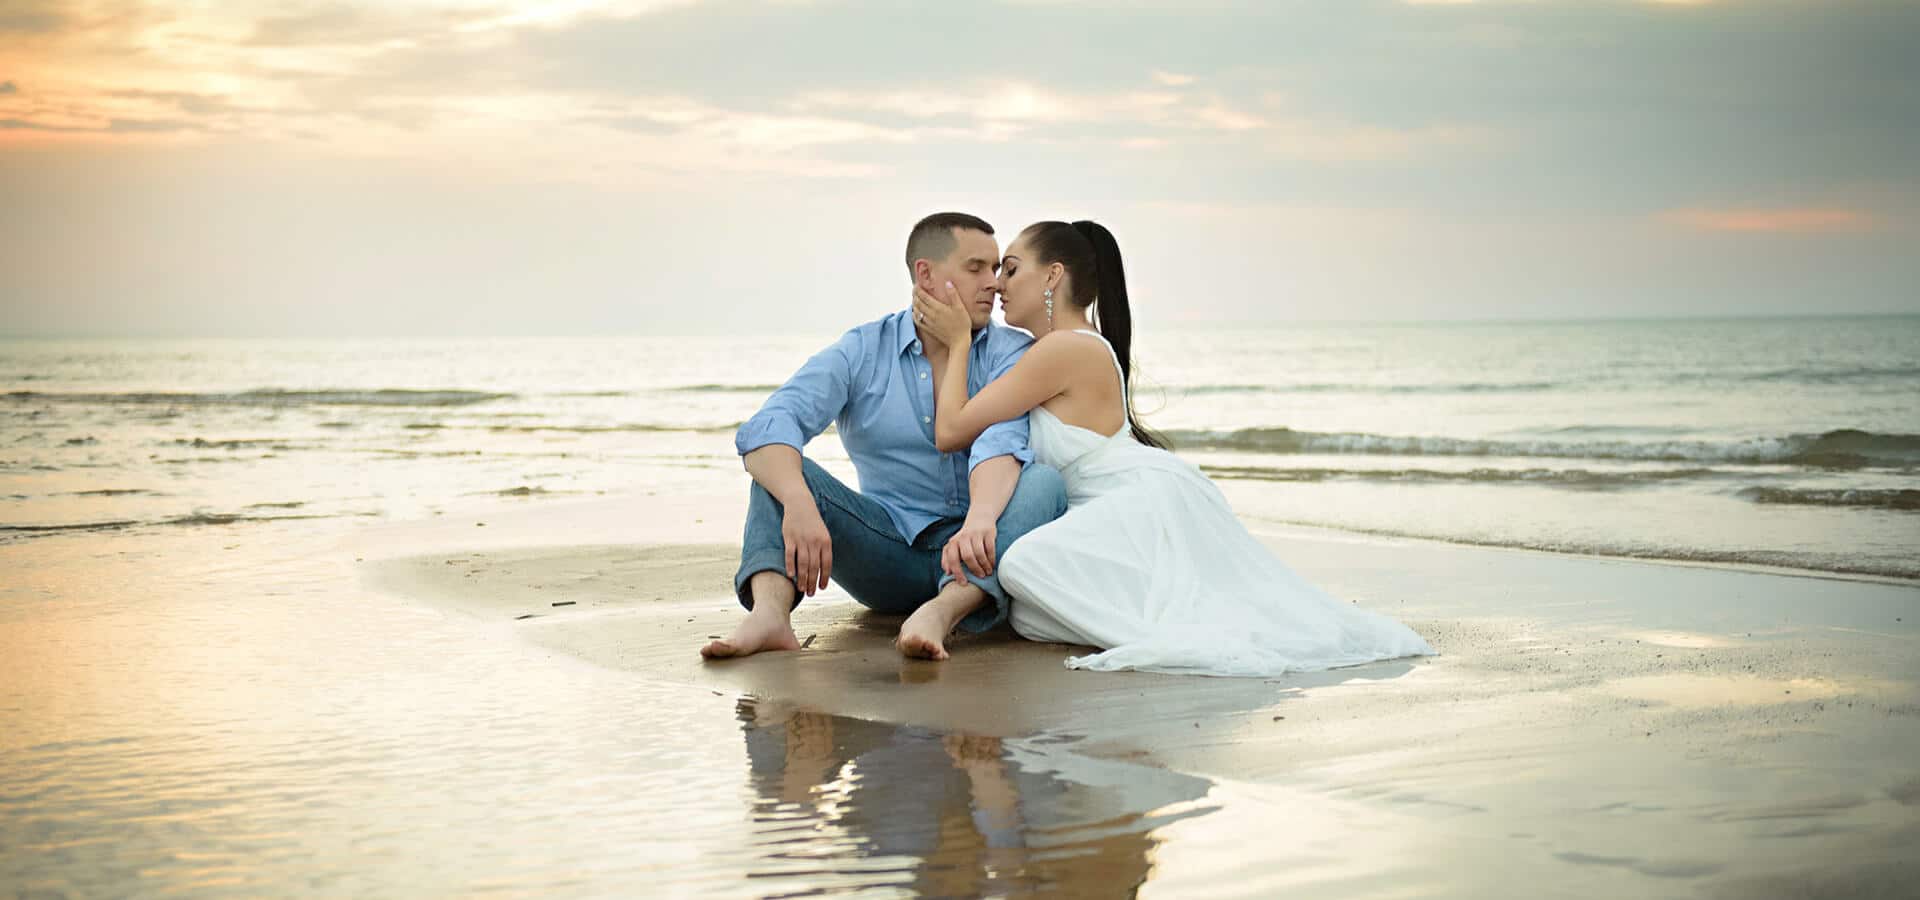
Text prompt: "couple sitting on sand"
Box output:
[[700, 213, 1433, 677]]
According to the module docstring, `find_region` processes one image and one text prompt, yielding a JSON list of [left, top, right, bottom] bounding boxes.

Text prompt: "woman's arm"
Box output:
[[915, 284, 1076, 454]]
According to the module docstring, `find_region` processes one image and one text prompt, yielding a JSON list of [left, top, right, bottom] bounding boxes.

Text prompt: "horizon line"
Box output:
[[2, 311, 1917, 342]]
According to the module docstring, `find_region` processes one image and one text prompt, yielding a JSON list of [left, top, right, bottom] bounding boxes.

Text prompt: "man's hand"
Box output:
[[941, 517, 997, 583], [783, 501, 833, 596]]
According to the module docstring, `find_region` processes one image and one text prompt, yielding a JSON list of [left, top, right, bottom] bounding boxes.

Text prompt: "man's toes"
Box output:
[[700, 640, 737, 659], [897, 633, 947, 660]]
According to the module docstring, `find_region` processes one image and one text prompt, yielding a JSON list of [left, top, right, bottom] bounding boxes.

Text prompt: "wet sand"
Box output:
[[359, 491, 1920, 897]]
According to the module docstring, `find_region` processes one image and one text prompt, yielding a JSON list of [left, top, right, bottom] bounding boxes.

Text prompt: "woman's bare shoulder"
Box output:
[[1031, 329, 1112, 356], [1028, 331, 1118, 393]]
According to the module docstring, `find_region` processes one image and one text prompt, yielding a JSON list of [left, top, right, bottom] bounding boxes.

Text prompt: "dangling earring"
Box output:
[[1044, 287, 1055, 331]]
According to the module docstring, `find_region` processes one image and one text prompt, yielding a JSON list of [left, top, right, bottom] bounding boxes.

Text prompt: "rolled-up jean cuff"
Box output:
[[734, 550, 794, 611], [940, 571, 1009, 633]]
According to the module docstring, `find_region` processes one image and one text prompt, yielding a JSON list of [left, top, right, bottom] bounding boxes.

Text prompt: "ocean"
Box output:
[[5, 315, 1915, 581], [4, 315, 1918, 897]]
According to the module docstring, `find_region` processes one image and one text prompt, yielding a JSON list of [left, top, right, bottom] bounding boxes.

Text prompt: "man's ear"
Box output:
[[913, 260, 933, 289]]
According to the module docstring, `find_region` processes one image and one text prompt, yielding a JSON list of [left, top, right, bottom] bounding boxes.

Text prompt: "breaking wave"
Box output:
[[1170, 427, 1920, 468], [657, 384, 782, 394], [0, 511, 351, 538], [4, 389, 512, 408], [1736, 487, 1920, 512], [1178, 380, 1564, 395], [1168, 364, 1920, 396], [1733, 364, 1920, 385], [1201, 465, 1734, 489], [470, 423, 740, 435]]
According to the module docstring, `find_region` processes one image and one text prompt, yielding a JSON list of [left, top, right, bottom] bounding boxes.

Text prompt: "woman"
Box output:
[[911, 220, 1434, 676]]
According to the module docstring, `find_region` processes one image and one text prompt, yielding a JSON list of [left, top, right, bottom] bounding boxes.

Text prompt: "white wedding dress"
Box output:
[[998, 330, 1436, 677]]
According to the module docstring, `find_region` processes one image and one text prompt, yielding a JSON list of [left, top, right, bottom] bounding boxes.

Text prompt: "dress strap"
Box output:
[[1070, 328, 1129, 416]]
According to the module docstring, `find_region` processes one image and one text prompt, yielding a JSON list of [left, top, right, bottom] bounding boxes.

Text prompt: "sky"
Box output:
[[2, 0, 1917, 337]]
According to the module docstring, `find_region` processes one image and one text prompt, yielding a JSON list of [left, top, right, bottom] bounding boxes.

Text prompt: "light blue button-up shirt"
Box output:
[[734, 309, 1035, 543]]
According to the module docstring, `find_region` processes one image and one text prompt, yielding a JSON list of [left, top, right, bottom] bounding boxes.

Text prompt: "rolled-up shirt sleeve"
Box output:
[[735, 330, 859, 457], [966, 333, 1035, 473]]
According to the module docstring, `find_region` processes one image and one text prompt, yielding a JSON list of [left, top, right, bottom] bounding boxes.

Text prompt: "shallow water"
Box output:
[[4, 316, 1917, 579], [4, 318, 1920, 895], [5, 511, 1918, 896], [0, 526, 1230, 897]]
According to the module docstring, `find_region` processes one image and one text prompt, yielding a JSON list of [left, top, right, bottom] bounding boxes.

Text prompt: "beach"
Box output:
[[350, 488, 1920, 897], [3, 323, 1917, 896], [8, 0, 1918, 887], [5, 481, 1918, 896]]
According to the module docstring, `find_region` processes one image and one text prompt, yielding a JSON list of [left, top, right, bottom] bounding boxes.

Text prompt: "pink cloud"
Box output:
[[1660, 207, 1880, 234]]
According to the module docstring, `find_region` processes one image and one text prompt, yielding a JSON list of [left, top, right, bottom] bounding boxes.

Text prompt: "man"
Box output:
[[701, 212, 1067, 661]]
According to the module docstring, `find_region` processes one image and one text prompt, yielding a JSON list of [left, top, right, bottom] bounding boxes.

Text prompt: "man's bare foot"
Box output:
[[896, 619, 948, 660], [895, 585, 986, 661], [701, 612, 800, 659], [705, 573, 800, 660]]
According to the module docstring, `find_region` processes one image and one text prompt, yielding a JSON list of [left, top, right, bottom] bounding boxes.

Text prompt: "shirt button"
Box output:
[[919, 371, 927, 379], [922, 416, 931, 424]]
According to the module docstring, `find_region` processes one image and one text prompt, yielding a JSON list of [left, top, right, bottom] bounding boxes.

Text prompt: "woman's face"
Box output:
[[994, 236, 1048, 334]]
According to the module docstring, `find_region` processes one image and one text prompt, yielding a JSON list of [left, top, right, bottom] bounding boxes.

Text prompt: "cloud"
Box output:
[[0, 116, 193, 134], [110, 89, 241, 116], [1660, 208, 1882, 234], [788, 83, 1211, 138], [786, 80, 1488, 162], [106, 117, 194, 133], [1, 0, 1917, 335], [5, 0, 1914, 193], [244, 6, 461, 47], [0, 9, 64, 34], [1403, 0, 1713, 4]]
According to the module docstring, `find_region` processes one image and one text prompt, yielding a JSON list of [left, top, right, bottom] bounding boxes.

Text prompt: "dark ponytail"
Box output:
[[1022, 220, 1170, 450]]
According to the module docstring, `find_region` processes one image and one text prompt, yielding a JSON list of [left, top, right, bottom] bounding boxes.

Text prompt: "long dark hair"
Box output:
[[1021, 220, 1170, 450]]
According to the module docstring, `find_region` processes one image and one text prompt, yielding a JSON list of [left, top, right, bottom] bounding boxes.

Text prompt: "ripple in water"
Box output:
[[0, 545, 1216, 897]]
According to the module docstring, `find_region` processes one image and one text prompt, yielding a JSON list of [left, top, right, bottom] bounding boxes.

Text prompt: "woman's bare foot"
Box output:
[[701, 610, 800, 659], [895, 585, 986, 661]]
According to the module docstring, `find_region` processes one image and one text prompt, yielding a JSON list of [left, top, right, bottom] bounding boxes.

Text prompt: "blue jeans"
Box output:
[[735, 458, 1067, 633]]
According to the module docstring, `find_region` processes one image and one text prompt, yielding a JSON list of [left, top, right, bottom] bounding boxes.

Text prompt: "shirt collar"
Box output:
[[894, 308, 991, 357]]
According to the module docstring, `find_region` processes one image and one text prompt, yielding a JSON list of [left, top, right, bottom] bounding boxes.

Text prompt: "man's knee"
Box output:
[[797, 457, 840, 494], [1001, 463, 1067, 528], [747, 456, 840, 509]]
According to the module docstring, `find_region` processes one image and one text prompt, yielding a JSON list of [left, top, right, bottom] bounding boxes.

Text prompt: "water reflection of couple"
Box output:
[[736, 699, 1160, 896], [702, 213, 1432, 676]]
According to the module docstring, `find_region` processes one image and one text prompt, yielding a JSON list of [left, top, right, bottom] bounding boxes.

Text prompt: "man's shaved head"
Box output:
[[905, 212, 995, 273]]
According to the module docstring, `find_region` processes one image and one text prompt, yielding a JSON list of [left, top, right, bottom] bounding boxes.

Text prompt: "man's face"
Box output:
[[919, 228, 1000, 331]]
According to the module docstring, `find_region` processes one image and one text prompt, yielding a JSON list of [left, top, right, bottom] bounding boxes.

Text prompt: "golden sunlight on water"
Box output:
[[4, 440, 1918, 896], [732, 699, 1212, 895], [0, 526, 1234, 897]]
